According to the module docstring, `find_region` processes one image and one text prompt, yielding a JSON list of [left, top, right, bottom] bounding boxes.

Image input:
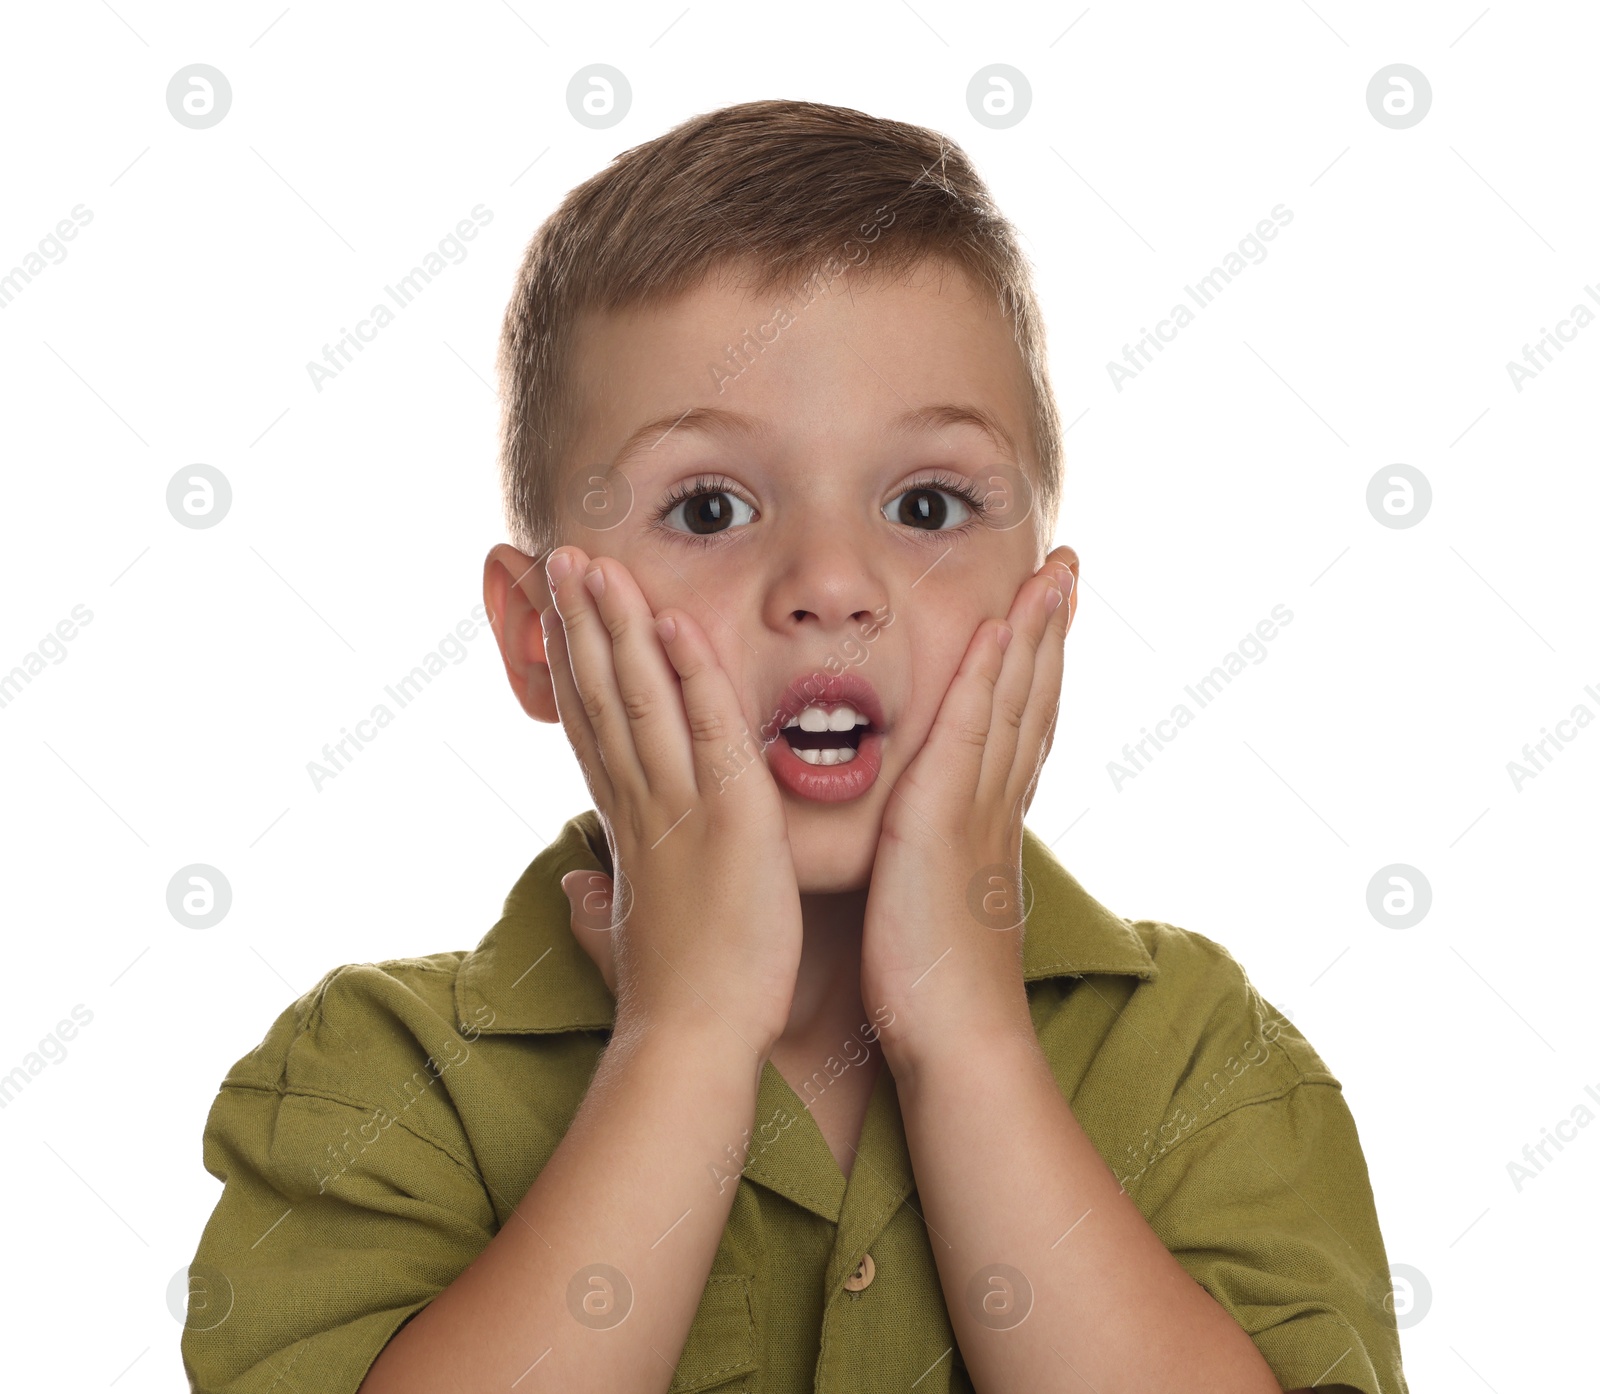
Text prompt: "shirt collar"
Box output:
[[456, 807, 1156, 1036]]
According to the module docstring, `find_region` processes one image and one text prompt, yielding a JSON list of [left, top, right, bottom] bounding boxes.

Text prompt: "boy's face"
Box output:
[[497, 255, 1073, 895]]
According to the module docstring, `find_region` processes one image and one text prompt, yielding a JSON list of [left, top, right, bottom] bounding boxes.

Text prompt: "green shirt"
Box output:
[[182, 808, 1409, 1393]]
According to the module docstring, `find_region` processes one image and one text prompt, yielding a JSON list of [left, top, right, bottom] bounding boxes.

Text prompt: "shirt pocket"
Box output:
[[668, 1273, 759, 1393]]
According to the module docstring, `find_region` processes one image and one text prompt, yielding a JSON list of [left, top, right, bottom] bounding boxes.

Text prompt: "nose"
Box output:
[[762, 528, 889, 635]]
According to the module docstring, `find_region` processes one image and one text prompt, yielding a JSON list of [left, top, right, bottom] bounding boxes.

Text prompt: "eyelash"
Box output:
[[649, 471, 994, 550], [650, 474, 742, 548]]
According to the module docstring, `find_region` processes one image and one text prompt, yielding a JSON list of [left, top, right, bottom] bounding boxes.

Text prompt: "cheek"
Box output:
[[907, 568, 999, 658], [625, 555, 710, 637], [901, 605, 984, 719]]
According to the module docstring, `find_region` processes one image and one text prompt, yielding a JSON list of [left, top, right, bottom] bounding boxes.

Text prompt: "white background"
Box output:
[[1, 1, 1594, 1388]]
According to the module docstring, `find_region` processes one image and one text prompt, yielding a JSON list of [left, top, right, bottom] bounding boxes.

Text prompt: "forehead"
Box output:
[[564, 256, 1034, 467]]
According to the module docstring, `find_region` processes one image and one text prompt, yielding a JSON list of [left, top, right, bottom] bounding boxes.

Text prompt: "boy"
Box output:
[[183, 100, 1408, 1393]]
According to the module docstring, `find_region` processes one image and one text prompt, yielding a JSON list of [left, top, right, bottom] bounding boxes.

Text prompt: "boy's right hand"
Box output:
[[541, 545, 803, 1063]]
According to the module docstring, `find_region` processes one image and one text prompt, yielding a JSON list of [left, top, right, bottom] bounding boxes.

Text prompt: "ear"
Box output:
[[561, 868, 617, 998], [483, 543, 559, 723]]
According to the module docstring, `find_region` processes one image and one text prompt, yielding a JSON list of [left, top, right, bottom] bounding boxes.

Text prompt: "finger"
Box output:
[[654, 606, 770, 806], [1005, 559, 1077, 809], [582, 556, 698, 798], [546, 545, 648, 795], [541, 600, 616, 811], [923, 615, 1011, 813], [979, 566, 1061, 801]]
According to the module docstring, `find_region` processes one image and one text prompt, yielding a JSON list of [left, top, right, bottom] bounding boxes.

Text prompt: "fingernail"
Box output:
[[546, 550, 572, 585], [1045, 585, 1063, 613], [997, 623, 1014, 651], [583, 565, 605, 599]]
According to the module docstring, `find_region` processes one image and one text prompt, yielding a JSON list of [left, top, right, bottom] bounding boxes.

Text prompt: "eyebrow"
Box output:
[[885, 402, 1021, 462], [610, 401, 1020, 471], [610, 406, 769, 470]]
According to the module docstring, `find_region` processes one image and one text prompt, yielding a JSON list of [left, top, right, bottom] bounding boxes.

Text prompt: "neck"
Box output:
[[781, 889, 868, 1044]]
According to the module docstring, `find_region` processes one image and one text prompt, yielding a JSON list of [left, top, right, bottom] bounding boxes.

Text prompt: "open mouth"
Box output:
[[764, 670, 886, 796], [779, 708, 873, 766]]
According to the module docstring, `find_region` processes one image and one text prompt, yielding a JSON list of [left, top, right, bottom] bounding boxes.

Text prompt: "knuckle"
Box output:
[[949, 718, 990, 750], [996, 696, 1027, 731], [668, 647, 705, 682], [621, 685, 656, 724], [688, 707, 732, 745]]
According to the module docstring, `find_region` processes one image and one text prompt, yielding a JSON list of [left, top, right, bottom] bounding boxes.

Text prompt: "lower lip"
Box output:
[[766, 728, 884, 802]]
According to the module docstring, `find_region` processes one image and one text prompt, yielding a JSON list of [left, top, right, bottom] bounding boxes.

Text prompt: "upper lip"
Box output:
[[764, 668, 887, 741]]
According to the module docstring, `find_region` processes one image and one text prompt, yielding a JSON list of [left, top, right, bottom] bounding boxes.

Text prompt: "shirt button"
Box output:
[[843, 1252, 876, 1292]]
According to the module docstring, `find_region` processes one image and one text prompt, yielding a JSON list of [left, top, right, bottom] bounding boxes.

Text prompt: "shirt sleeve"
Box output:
[[181, 998, 498, 1392], [1134, 1080, 1409, 1394]]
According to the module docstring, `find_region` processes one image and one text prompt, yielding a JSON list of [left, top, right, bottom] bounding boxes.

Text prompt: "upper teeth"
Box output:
[[782, 703, 868, 732]]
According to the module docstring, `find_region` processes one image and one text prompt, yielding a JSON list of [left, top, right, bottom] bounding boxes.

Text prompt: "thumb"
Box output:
[[560, 868, 618, 999]]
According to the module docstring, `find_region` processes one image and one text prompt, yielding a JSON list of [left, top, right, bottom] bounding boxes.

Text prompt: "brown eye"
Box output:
[[883, 484, 977, 531], [656, 484, 756, 537]]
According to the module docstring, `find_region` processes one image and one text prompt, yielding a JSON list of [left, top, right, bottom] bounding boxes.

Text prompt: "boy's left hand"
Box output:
[[860, 546, 1077, 1078]]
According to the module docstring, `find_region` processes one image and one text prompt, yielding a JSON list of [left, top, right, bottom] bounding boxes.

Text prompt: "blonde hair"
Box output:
[[494, 98, 1062, 563]]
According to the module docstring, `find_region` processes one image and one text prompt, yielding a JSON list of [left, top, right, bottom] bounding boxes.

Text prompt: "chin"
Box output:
[[787, 817, 877, 897]]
